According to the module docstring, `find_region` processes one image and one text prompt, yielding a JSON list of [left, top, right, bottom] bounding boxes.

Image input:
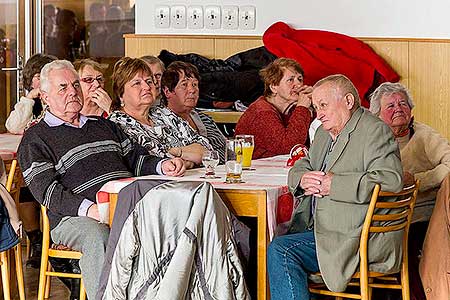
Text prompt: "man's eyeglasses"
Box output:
[[80, 75, 104, 84]]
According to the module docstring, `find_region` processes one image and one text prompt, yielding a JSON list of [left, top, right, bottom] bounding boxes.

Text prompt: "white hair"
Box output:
[[369, 82, 414, 116], [40, 60, 78, 93]]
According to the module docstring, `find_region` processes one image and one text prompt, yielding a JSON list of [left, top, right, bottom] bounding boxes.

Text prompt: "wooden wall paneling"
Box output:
[[214, 38, 263, 59], [409, 42, 450, 140], [125, 35, 215, 58], [362, 40, 409, 87]]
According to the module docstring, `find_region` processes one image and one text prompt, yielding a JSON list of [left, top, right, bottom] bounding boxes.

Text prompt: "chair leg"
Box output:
[[80, 278, 87, 300], [37, 254, 50, 300], [14, 245, 25, 300], [26, 237, 31, 259], [0, 251, 11, 300], [44, 263, 51, 299]]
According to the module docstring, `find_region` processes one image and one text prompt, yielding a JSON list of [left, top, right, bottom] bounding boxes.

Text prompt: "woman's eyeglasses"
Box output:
[[80, 75, 104, 84]]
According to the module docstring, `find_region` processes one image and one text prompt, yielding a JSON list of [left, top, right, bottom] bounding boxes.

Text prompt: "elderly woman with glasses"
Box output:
[[370, 82, 450, 300], [108, 57, 212, 168], [73, 58, 112, 117]]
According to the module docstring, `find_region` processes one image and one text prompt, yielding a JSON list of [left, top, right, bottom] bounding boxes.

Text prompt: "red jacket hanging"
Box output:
[[263, 22, 399, 108]]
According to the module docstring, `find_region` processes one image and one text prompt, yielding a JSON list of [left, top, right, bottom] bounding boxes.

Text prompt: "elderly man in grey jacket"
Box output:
[[267, 74, 403, 299]]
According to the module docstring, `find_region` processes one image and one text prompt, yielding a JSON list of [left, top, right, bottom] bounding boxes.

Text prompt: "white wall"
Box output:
[[136, 0, 450, 38]]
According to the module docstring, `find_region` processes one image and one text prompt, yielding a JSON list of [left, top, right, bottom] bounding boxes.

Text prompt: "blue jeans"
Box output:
[[268, 231, 319, 300]]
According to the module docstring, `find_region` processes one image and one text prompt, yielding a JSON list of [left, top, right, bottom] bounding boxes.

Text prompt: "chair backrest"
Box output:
[[40, 205, 51, 249], [4, 159, 23, 204], [359, 180, 420, 278]]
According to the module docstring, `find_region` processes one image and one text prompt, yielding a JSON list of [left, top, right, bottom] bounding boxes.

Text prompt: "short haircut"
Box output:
[[22, 53, 57, 91], [369, 82, 414, 116], [259, 58, 304, 98], [72, 58, 108, 75], [111, 57, 152, 111], [140, 55, 165, 72], [40, 60, 78, 93], [160, 61, 200, 105], [314, 74, 361, 110]]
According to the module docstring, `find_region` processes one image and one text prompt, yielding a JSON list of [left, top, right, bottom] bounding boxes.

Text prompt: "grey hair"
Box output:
[[140, 55, 165, 71], [369, 82, 414, 116], [40, 60, 78, 93], [314, 74, 361, 110]]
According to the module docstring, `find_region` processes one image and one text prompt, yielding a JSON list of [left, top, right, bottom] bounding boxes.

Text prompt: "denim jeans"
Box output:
[[267, 230, 319, 300]]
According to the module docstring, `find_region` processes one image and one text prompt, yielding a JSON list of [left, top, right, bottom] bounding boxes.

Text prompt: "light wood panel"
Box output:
[[124, 34, 450, 141], [409, 42, 450, 140]]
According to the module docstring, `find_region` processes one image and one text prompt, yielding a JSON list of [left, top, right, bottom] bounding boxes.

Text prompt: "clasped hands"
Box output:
[[300, 171, 333, 197]]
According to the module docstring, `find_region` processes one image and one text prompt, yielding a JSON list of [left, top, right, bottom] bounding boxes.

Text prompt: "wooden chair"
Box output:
[[308, 180, 420, 300], [1, 159, 25, 300], [38, 205, 86, 300]]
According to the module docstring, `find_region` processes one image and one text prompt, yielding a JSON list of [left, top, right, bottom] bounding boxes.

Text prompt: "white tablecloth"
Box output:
[[0, 133, 22, 160], [97, 155, 297, 239]]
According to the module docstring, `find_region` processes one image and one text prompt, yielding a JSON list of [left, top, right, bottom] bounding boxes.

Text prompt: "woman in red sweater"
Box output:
[[235, 58, 313, 159]]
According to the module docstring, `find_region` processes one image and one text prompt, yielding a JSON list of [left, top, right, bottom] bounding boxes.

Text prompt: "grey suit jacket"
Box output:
[[288, 107, 403, 292]]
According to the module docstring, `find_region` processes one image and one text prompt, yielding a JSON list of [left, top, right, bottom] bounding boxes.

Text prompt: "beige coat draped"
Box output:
[[288, 107, 403, 292]]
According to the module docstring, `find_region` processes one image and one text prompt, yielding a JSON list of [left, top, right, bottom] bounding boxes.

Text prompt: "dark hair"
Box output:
[[260, 58, 304, 98], [160, 61, 200, 105], [111, 57, 152, 110], [23, 53, 57, 92]]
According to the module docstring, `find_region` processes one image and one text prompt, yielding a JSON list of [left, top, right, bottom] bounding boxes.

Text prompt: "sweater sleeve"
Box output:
[[5, 96, 35, 134], [245, 105, 312, 157], [18, 132, 86, 217]]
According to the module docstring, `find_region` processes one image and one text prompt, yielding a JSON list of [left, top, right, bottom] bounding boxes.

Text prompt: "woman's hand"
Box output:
[[161, 158, 186, 177], [296, 85, 313, 108], [90, 87, 112, 113], [26, 87, 40, 100], [169, 143, 205, 165]]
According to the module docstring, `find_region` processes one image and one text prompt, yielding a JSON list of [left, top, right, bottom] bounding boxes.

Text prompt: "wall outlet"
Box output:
[[222, 5, 239, 29], [205, 5, 221, 29], [171, 5, 186, 29], [187, 6, 204, 29], [155, 5, 170, 28], [239, 5, 256, 30]]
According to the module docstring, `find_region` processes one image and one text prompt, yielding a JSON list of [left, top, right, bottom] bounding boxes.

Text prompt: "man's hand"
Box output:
[[296, 85, 313, 108], [300, 171, 333, 197], [87, 204, 100, 221], [90, 87, 112, 113], [26, 87, 40, 100], [162, 158, 186, 177]]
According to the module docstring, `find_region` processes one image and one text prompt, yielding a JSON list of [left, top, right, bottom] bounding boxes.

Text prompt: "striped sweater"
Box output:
[[18, 117, 162, 229]]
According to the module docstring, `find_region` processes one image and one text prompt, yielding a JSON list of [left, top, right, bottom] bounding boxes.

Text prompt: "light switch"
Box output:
[[205, 5, 221, 29], [171, 5, 186, 29], [222, 5, 239, 29], [187, 6, 204, 29], [239, 5, 256, 30], [155, 5, 170, 28]]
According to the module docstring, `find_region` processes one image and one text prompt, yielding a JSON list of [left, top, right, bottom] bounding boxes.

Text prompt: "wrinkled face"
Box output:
[[271, 68, 304, 102], [148, 63, 163, 96], [121, 71, 156, 109], [79, 65, 105, 102], [312, 82, 353, 137], [379, 92, 412, 130], [42, 68, 83, 120], [165, 71, 199, 114]]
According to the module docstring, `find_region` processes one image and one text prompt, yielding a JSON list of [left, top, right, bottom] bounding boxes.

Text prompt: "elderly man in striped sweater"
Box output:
[[18, 60, 185, 299]]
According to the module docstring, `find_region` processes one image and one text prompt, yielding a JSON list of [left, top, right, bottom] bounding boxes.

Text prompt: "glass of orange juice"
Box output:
[[236, 134, 254, 169]]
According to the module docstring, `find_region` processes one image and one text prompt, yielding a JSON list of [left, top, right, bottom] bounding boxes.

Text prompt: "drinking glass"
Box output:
[[225, 139, 243, 183], [236, 134, 254, 169], [202, 150, 220, 179]]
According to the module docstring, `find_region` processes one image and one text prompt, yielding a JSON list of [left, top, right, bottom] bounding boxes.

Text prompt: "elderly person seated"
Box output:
[[108, 57, 212, 168], [140, 55, 165, 106], [73, 58, 112, 117], [369, 82, 450, 299], [6, 53, 57, 134], [268, 74, 403, 299], [153, 61, 227, 163], [235, 58, 313, 159], [18, 60, 185, 300]]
